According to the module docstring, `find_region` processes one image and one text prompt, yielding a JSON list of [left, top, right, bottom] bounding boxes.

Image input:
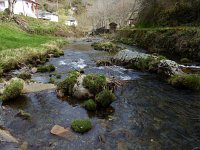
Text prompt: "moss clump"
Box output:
[[71, 119, 92, 133], [57, 71, 79, 95], [92, 41, 122, 53], [95, 89, 116, 107], [83, 74, 106, 94], [168, 74, 200, 90], [48, 77, 56, 84], [17, 72, 31, 80], [96, 60, 112, 67], [37, 64, 55, 73], [82, 99, 97, 111], [1, 79, 24, 101], [180, 58, 191, 63]]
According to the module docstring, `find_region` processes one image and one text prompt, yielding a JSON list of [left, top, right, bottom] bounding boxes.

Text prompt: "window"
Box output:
[[0, 2, 5, 7]]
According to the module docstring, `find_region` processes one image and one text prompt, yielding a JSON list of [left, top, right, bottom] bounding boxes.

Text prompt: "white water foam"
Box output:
[[70, 59, 87, 69]]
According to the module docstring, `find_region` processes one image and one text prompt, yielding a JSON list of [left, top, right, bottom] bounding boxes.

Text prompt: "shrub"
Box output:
[[57, 71, 79, 95], [71, 119, 92, 133], [37, 64, 55, 73], [82, 99, 97, 111], [83, 74, 106, 94], [17, 72, 31, 80], [168, 74, 200, 90], [95, 89, 116, 107], [1, 79, 24, 101]]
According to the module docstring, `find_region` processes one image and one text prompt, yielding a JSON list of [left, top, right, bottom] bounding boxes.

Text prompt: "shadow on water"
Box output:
[[1, 39, 200, 150]]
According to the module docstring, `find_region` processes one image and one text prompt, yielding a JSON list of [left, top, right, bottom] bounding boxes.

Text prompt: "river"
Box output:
[[1, 38, 200, 150]]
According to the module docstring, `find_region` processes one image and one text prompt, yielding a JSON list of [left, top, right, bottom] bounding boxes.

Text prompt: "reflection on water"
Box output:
[[1, 40, 200, 150]]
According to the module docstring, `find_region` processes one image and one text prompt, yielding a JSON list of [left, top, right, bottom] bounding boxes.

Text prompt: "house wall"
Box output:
[[0, 0, 37, 18], [65, 20, 78, 26], [14, 0, 37, 18], [0, 0, 9, 11]]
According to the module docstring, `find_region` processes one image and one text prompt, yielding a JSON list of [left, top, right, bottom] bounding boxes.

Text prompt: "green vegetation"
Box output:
[[0, 67, 3, 77], [48, 77, 56, 84], [115, 28, 200, 62], [95, 89, 116, 107], [168, 74, 200, 90], [17, 72, 32, 80], [37, 64, 55, 73], [57, 71, 80, 95], [0, 22, 56, 51], [83, 74, 106, 94], [91, 41, 122, 53], [82, 99, 97, 111], [96, 60, 112, 67], [71, 119, 92, 133], [0, 79, 24, 101]]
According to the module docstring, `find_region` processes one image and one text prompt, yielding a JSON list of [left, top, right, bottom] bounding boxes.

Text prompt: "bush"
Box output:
[[17, 72, 31, 80], [57, 71, 79, 95], [1, 79, 24, 101], [82, 99, 97, 111], [71, 119, 92, 133], [168, 74, 200, 90], [37, 64, 55, 73], [95, 89, 116, 107], [83, 74, 106, 94]]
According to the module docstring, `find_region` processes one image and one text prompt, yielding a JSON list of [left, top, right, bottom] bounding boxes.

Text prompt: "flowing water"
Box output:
[[0, 39, 200, 150]]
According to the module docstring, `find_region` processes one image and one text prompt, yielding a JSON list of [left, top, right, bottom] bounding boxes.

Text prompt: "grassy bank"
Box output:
[[0, 16, 68, 72], [114, 27, 200, 63]]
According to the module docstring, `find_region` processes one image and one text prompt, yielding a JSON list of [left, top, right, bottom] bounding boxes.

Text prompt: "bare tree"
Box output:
[[8, 0, 16, 17]]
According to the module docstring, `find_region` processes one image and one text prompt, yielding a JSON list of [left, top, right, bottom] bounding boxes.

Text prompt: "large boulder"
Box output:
[[112, 49, 183, 78]]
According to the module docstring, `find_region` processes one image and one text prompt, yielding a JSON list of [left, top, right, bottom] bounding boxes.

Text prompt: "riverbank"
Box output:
[[113, 27, 200, 63]]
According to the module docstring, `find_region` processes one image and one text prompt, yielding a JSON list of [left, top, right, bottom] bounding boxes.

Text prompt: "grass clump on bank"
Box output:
[[17, 72, 31, 80], [82, 99, 97, 111], [37, 64, 55, 73], [95, 89, 116, 107], [0, 78, 24, 101], [71, 119, 92, 133], [91, 41, 122, 53], [57, 71, 80, 95], [83, 74, 106, 94], [168, 74, 200, 90]]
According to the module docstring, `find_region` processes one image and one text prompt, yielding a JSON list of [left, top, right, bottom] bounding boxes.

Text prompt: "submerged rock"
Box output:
[[22, 83, 56, 93], [0, 127, 18, 143], [50, 125, 77, 141]]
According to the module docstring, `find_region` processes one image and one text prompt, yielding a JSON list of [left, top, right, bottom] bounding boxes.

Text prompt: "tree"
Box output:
[[8, 0, 16, 17]]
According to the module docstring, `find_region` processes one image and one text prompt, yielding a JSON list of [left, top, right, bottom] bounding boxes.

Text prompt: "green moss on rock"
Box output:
[[71, 119, 92, 133], [168, 74, 200, 90], [1, 79, 24, 101], [57, 71, 79, 95], [180, 58, 191, 63], [82, 99, 97, 111], [37, 64, 55, 73], [83, 74, 106, 94], [92, 41, 122, 53], [95, 89, 116, 107]]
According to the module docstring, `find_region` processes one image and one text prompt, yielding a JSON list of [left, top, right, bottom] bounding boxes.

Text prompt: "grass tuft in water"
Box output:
[[71, 119, 92, 133], [82, 99, 97, 111]]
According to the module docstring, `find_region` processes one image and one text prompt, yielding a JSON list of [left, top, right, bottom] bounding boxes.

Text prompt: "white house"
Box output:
[[65, 16, 78, 26], [0, 0, 39, 18], [38, 10, 59, 22]]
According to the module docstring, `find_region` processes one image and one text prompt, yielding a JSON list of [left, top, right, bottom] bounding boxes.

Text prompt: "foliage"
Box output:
[[71, 119, 92, 133], [83, 74, 106, 94], [1, 79, 24, 101], [37, 64, 55, 73], [57, 71, 79, 95], [82, 99, 97, 111], [0, 67, 3, 77], [95, 89, 116, 107], [180, 58, 191, 64], [17, 72, 31, 80], [48, 77, 56, 84], [168, 74, 200, 90]]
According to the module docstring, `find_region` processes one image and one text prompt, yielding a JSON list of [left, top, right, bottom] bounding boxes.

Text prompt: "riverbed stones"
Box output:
[[0, 128, 19, 143], [22, 83, 56, 93]]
